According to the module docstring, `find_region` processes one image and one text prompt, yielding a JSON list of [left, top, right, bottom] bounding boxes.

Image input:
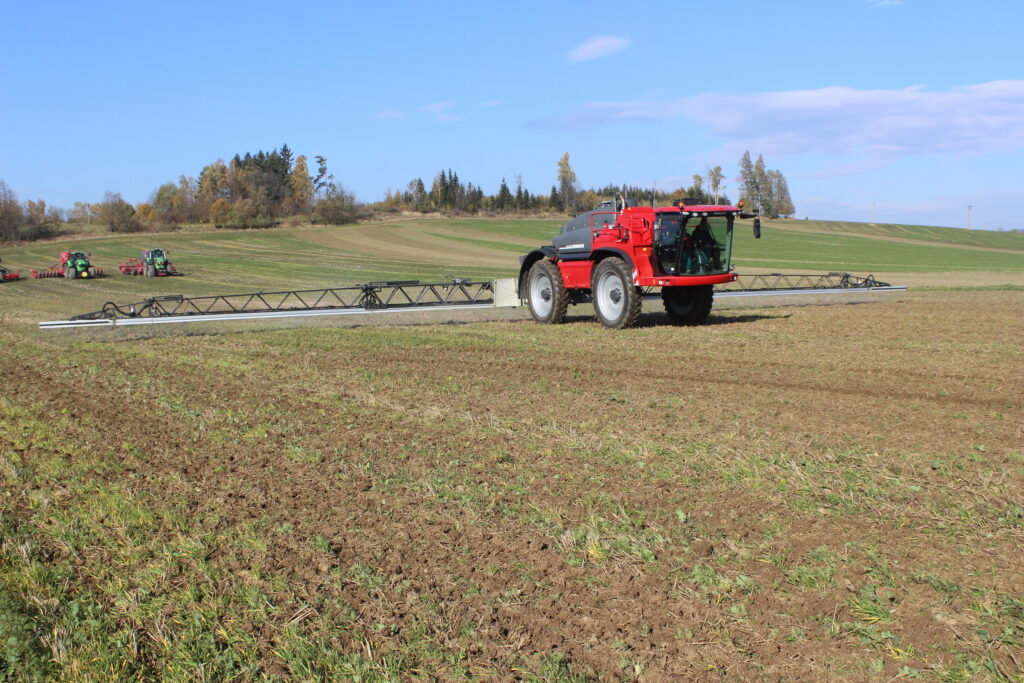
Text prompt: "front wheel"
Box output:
[[662, 285, 713, 325], [526, 259, 568, 324], [592, 258, 641, 329]]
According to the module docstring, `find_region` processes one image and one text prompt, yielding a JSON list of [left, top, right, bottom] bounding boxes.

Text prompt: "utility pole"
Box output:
[[967, 205, 973, 230]]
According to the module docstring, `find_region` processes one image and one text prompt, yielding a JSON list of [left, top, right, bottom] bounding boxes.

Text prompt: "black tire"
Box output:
[[662, 285, 713, 325], [144, 264, 154, 277], [591, 258, 641, 329], [88, 266, 98, 278], [526, 259, 568, 324], [65, 266, 76, 280]]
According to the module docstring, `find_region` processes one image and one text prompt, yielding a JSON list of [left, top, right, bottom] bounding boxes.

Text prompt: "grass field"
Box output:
[[1, 218, 1023, 680], [1, 216, 1022, 323]]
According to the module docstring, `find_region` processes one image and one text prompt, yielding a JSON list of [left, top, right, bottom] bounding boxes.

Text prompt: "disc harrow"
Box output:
[[0, 265, 20, 282]]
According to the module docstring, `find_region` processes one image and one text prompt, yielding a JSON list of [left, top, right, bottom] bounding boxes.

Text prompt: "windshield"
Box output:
[[653, 214, 733, 276]]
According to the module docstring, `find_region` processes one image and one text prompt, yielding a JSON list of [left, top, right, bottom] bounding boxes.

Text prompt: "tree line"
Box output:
[[0, 148, 794, 242], [737, 151, 794, 218]]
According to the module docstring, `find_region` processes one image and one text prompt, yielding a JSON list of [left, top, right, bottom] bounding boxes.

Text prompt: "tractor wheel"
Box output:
[[592, 258, 641, 329], [662, 285, 714, 325], [526, 259, 568, 324], [65, 266, 76, 280], [88, 266, 98, 278], [144, 264, 154, 277]]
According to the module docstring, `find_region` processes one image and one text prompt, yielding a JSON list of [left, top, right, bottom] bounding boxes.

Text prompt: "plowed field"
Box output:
[[2, 284, 1022, 680]]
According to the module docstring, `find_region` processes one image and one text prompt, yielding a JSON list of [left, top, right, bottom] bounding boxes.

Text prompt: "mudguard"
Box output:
[[591, 247, 635, 271], [518, 246, 557, 298]]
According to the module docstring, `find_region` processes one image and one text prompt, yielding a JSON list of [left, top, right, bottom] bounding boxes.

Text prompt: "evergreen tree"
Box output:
[[449, 169, 463, 209], [768, 170, 794, 218], [313, 156, 330, 198], [279, 144, 293, 175], [431, 171, 449, 210], [753, 155, 773, 217], [495, 178, 512, 211]]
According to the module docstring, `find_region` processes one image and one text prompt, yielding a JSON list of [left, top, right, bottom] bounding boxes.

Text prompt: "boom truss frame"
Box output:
[[38, 273, 904, 329]]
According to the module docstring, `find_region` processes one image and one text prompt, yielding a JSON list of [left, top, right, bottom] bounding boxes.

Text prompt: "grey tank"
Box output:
[[551, 198, 638, 257]]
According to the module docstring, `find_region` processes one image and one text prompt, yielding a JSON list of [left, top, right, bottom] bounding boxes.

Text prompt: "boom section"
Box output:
[[64, 279, 498, 322]]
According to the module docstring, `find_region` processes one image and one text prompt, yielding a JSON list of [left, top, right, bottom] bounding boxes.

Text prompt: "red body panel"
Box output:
[[555, 204, 739, 289], [558, 260, 593, 289]]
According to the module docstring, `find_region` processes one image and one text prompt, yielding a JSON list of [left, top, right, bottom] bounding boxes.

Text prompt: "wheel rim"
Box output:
[[596, 270, 625, 321], [530, 272, 553, 317]]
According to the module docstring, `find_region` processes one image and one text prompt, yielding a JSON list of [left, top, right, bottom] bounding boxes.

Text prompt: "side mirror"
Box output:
[[753, 218, 761, 239]]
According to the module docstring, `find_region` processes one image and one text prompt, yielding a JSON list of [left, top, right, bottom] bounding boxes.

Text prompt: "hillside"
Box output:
[[1, 217, 1022, 323]]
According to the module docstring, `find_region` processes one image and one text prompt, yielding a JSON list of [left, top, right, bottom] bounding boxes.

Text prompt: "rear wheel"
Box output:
[[144, 264, 154, 277], [526, 259, 568, 324], [65, 266, 76, 279], [592, 258, 641, 329], [662, 285, 713, 325]]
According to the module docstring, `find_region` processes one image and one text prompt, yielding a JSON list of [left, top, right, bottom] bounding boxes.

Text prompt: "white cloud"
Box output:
[[419, 101, 462, 122], [566, 36, 631, 63], [531, 81, 1024, 173]]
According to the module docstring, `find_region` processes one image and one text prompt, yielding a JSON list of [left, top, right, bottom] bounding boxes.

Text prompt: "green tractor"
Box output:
[[142, 248, 173, 277], [119, 249, 177, 276], [30, 251, 103, 279], [62, 251, 101, 279]]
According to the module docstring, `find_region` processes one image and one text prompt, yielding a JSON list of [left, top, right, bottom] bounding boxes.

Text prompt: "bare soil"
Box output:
[[2, 289, 1022, 679]]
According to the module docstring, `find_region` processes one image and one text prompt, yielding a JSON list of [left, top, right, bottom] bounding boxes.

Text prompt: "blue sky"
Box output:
[[2, 0, 1022, 230]]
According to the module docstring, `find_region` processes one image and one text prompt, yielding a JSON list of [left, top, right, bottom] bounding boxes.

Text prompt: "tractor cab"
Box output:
[[141, 248, 173, 276], [65, 251, 93, 278], [143, 249, 167, 268]]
